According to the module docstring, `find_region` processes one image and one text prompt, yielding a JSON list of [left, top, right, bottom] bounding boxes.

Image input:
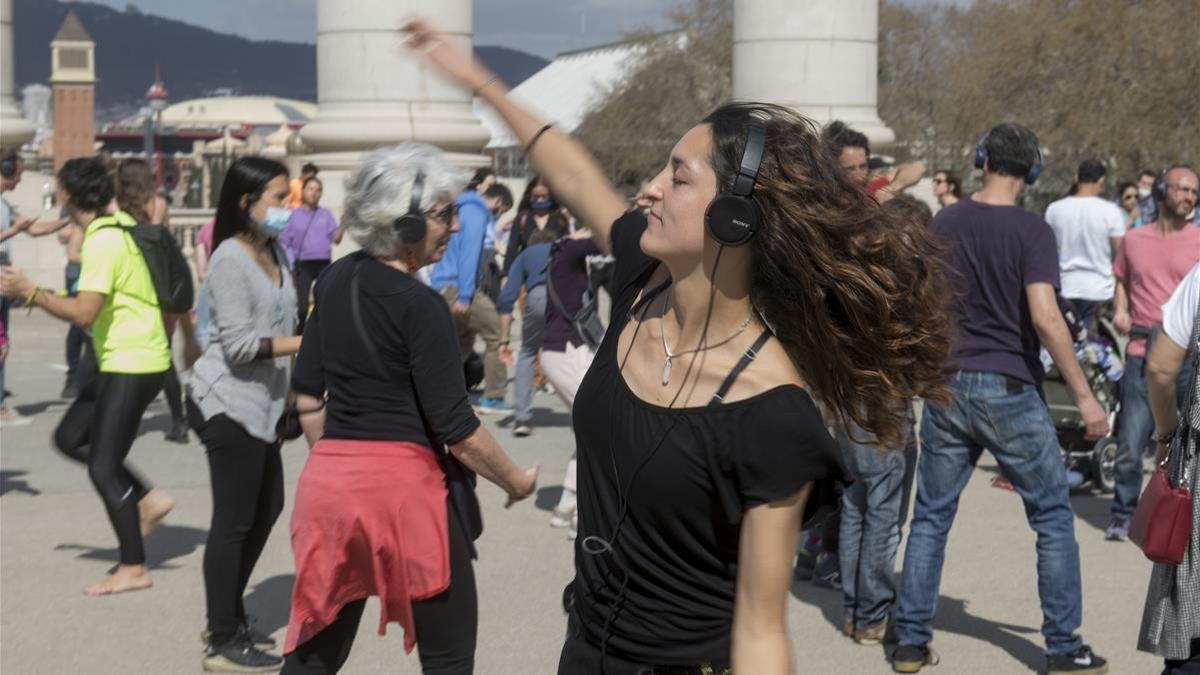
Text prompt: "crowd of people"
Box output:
[[0, 15, 1198, 675]]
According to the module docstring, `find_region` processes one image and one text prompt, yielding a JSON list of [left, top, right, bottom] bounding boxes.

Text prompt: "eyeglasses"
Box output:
[[427, 203, 461, 224]]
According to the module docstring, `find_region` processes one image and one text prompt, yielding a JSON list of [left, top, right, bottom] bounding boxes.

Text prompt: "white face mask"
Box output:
[[1137, 186, 1152, 199]]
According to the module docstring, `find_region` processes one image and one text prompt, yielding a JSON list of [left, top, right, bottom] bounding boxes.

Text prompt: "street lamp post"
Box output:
[[144, 65, 168, 189]]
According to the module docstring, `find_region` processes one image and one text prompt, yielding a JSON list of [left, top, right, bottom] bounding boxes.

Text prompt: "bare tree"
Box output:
[[574, 0, 732, 190], [575, 0, 1199, 205]]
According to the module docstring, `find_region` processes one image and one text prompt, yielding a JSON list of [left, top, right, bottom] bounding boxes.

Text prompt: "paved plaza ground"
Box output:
[[1, 312, 1163, 674]]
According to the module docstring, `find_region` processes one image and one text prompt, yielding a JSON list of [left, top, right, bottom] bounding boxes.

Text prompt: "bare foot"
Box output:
[[83, 564, 153, 596], [138, 489, 175, 537]]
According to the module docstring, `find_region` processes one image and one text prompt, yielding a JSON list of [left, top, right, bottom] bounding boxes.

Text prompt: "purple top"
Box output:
[[280, 206, 339, 262], [931, 198, 1061, 384], [544, 236, 601, 352]]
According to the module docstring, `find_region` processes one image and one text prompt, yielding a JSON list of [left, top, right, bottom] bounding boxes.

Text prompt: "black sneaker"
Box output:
[[893, 644, 939, 673], [201, 618, 276, 651], [202, 636, 282, 672], [165, 418, 189, 444], [239, 618, 277, 651], [1046, 645, 1108, 674]]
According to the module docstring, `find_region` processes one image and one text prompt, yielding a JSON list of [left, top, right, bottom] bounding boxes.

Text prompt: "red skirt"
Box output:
[[283, 439, 450, 655]]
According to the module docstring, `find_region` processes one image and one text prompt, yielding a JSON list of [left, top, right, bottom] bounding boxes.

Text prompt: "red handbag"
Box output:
[[1129, 466, 1193, 565]]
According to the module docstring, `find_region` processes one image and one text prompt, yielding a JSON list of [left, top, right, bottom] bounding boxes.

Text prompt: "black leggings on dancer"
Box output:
[[281, 510, 478, 675], [187, 399, 285, 647], [162, 362, 184, 422], [53, 353, 164, 566]]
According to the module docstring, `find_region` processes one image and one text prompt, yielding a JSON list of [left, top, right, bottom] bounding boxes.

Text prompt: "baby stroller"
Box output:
[[1040, 303, 1126, 492]]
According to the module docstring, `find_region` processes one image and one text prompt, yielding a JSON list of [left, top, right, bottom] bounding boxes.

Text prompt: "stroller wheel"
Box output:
[[1091, 437, 1118, 493]]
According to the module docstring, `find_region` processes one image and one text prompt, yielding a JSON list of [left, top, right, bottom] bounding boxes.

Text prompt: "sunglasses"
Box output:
[[1121, 194, 1137, 201], [932, 178, 947, 184]]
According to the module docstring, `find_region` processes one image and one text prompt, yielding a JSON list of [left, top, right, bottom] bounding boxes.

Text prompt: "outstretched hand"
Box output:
[[401, 18, 488, 91]]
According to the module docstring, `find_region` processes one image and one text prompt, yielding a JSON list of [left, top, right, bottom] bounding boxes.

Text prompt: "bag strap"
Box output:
[[350, 261, 385, 373], [708, 330, 773, 407]]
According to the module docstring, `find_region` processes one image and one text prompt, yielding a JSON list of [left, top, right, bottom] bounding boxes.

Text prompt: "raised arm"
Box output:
[[403, 19, 627, 253]]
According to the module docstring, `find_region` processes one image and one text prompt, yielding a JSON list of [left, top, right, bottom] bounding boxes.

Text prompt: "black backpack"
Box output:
[[97, 217, 194, 314]]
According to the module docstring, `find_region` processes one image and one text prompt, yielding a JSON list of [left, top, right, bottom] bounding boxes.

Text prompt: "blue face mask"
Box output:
[[530, 197, 554, 212], [258, 206, 292, 238]]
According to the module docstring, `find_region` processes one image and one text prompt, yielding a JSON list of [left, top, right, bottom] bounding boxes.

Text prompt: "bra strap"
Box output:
[[709, 329, 773, 407], [627, 276, 673, 320]]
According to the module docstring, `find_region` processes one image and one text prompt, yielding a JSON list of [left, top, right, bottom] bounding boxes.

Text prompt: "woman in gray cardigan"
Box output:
[[187, 156, 302, 673]]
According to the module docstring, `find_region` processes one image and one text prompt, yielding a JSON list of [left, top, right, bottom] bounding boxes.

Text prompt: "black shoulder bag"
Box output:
[[350, 261, 485, 558], [544, 253, 607, 350]]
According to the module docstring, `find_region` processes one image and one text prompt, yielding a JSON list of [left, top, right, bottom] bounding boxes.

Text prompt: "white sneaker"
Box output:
[[0, 407, 32, 427], [568, 512, 578, 541], [550, 505, 575, 529]]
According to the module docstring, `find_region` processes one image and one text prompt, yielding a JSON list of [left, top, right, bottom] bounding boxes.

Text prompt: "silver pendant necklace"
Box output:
[[659, 289, 752, 386]]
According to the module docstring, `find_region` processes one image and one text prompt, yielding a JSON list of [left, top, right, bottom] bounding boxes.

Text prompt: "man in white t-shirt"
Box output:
[[1044, 159, 1126, 329]]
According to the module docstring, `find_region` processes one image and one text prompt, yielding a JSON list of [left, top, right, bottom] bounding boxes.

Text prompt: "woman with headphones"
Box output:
[[280, 144, 537, 674], [406, 20, 954, 674]]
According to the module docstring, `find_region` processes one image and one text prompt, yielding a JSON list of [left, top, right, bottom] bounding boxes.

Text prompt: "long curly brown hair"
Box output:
[[703, 103, 953, 447], [114, 158, 155, 223]]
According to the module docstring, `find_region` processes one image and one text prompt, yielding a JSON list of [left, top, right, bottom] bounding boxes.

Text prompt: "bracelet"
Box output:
[[472, 76, 498, 98], [524, 123, 555, 157], [1151, 429, 1176, 445], [24, 286, 41, 314]]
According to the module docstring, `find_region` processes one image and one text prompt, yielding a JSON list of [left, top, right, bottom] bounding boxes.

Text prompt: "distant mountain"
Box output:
[[12, 1, 548, 123]]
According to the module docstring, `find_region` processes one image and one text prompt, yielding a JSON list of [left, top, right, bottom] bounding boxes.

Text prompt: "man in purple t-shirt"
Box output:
[[893, 124, 1110, 675]]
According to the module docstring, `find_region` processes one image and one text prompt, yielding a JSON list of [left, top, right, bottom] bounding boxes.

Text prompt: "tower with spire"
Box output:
[[50, 10, 96, 170]]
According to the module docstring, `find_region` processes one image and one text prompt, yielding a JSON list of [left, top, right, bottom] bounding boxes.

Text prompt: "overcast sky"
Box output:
[[88, 0, 965, 60]]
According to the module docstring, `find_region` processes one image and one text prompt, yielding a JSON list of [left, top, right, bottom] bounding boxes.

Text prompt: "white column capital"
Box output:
[[300, 0, 488, 154], [733, 0, 894, 147]]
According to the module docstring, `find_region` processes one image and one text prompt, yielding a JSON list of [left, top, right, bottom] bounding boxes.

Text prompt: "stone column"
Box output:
[[733, 0, 894, 147], [300, 0, 488, 255], [0, 0, 36, 148], [301, 0, 488, 159]]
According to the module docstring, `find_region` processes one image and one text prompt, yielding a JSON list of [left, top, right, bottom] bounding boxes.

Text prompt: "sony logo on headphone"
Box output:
[[732, 219, 750, 228]]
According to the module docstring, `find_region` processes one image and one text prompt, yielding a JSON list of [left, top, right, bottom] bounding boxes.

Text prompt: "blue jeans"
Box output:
[[1113, 353, 1193, 519], [896, 371, 1083, 655], [514, 285, 546, 425], [839, 421, 918, 628]]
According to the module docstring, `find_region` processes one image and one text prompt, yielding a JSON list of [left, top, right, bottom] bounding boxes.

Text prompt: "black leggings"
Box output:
[[188, 399, 285, 647], [281, 509, 478, 674], [294, 259, 330, 334], [162, 365, 183, 422], [53, 359, 164, 566]]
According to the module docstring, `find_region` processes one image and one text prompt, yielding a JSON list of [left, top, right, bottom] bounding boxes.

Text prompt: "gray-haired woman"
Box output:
[[1140, 261, 1200, 674], [281, 143, 538, 675]]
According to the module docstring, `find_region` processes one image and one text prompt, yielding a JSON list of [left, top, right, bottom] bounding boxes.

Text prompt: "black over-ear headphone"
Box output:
[[704, 119, 766, 247], [0, 149, 19, 180], [974, 130, 1043, 185], [1151, 166, 1195, 203], [392, 169, 427, 244]]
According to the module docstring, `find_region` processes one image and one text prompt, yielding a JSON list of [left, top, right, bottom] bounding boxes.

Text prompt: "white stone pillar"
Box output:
[[0, 0, 36, 148], [300, 0, 488, 258], [733, 0, 894, 148], [301, 0, 488, 157]]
